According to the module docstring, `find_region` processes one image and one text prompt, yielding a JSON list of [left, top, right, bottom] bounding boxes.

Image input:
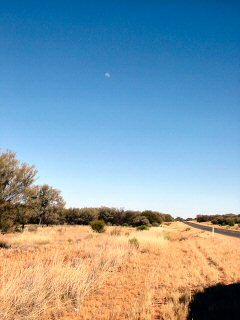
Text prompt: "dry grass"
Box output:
[[0, 223, 240, 320]]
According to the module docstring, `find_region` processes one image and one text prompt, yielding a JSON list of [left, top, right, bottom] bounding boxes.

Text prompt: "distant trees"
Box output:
[[63, 207, 174, 227], [0, 149, 175, 232], [196, 214, 240, 227], [175, 217, 184, 222], [65, 208, 98, 225]]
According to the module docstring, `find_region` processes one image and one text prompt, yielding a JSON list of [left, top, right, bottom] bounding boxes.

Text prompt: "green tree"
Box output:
[[0, 150, 37, 232], [29, 184, 65, 226], [0, 150, 37, 205], [141, 210, 163, 225]]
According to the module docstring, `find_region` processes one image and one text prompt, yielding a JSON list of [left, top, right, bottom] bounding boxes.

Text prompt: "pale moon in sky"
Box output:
[[105, 72, 111, 78]]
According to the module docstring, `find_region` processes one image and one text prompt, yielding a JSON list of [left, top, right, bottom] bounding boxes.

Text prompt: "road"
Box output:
[[183, 221, 240, 239]]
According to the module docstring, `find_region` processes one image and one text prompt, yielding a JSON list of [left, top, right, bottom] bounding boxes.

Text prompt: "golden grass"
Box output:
[[0, 223, 240, 320], [0, 226, 130, 320]]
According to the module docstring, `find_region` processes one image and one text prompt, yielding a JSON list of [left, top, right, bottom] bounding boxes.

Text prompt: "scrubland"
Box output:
[[193, 219, 240, 231], [0, 223, 240, 320]]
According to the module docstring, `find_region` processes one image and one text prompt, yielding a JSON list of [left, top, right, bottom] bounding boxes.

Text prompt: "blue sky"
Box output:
[[1, 1, 240, 217]]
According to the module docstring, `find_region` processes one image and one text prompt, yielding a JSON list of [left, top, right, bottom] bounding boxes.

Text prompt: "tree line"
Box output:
[[196, 214, 240, 227], [0, 150, 173, 233]]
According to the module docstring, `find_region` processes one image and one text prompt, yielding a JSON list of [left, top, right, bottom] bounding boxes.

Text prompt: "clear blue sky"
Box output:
[[1, 1, 240, 218]]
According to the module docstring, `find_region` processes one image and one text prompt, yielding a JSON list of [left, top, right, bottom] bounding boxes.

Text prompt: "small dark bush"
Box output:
[[110, 228, 121, 236], [14, 225, 23, 233], [129, 237, 139, 249], [179, 237, 187, 241], [90, 220, 106, 233], [122, 223, 129, 227], [0, 240, 11, 249], [136, 225, 149, 231]]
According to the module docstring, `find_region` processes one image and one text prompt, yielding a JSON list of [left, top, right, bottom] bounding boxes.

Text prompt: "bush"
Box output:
[[110, 228, 121, 236], [179, 237, 187, 241], [152, 222, 160, 227], [90, 220, 106, 233], [14, 225, 24, 233], [0, 218, 14, 233], [141, 210, 163, 224], [136, 225, 149, 231], [129, 237, 139, 249], [132, 216, 150, 227], [0, 240, 11, 249], [226, 218, 235, 226]]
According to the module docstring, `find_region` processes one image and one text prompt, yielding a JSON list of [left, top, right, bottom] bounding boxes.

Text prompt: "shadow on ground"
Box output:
[[188, 283, 240, 320]]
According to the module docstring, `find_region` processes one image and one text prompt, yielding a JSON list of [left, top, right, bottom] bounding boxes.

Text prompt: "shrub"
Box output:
[[0, 240, 11, 249], [0, 211, 15, 233], [90, 220, 106, 233], [110, 228, 121, 236], [226, 218, 235, 226], [122, 223, 129, 227], [132, 216, 150, 227], [179, 237, 187, 241], [129, 237, 139, 249], [14, 225, 23, 233], [141, 210, 163, 224], [136, 225, 149, 231], [152, 222, 160, 227]]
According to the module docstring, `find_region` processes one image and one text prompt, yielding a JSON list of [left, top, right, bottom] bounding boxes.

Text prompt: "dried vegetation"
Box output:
[[0, 223, 239, 320]]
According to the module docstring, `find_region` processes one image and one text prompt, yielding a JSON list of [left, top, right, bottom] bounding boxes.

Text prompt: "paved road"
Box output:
[[183, 221, 240, 239]]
